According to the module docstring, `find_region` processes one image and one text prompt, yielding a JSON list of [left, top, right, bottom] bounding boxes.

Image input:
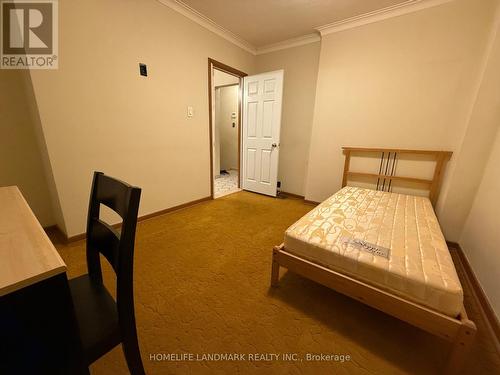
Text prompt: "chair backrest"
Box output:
[[86, 171, 141, 315]]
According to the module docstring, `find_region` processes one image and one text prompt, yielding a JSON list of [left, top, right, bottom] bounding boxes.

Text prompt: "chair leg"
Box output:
[[122, 327, 146, 375]]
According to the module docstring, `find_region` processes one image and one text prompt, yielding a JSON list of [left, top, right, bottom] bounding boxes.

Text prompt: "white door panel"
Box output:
[[242, 70, 283, 196]]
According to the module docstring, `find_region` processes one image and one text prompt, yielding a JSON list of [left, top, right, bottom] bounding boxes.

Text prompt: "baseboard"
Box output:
[[43, 225, 67, 244], [66, 232, 86, 243], [448, 241, 500, 354], [279, 191, 305, 200], [50, 196, 212, 244], [278, 191, 320, 206], [303, 199, 320, 206], [138, 196, 211, 222]]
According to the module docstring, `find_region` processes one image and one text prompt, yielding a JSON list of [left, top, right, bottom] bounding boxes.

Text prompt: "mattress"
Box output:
[[284, 187, 463, 317]]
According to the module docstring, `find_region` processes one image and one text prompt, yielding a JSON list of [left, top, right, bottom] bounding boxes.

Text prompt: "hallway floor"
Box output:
[[214, 169, 239, 198]]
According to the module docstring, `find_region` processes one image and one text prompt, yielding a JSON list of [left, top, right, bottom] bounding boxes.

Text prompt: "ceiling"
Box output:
[[179, 0, 411, 47]]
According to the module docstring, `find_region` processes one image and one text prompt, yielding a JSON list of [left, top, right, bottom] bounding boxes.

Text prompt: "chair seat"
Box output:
[[69, 274, 121, 365]]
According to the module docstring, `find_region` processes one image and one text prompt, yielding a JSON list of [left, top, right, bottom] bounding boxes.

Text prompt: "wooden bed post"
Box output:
[[271, 245, 282, 287], [445, 317, 477, 374], [342, 150, 351, 188], [429, 152, 449, 207]]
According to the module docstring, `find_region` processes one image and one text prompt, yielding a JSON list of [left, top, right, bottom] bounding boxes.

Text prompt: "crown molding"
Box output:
[[316, 0, 454, 36], [256, 33, 321, 55], [157, 0, 257, 55], [158, 0, 455, 56]]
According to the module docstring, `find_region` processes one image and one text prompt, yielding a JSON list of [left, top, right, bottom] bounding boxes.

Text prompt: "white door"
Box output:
[[242, 70, 284, 196]]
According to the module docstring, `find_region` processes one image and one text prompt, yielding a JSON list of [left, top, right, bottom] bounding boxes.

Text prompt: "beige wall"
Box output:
[[216, 85, 239, 171], [458, 7, 500, 321], [0, 70, 54, 227], [256, 42, 321, 196], [460, 128, 500, 319], [214, 69, 239, 87], [440, 3, 500, 240], [304, 0, 498, 239], [29, 0, 255, 236]]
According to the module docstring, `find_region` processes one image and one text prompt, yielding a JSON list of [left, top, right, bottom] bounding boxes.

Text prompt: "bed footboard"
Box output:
[[270, 244, 477, 374]]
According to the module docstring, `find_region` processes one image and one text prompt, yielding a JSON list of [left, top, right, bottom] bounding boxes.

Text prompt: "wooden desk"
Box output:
[[0, 186, 87, 375], [0, 186, 66, 296]]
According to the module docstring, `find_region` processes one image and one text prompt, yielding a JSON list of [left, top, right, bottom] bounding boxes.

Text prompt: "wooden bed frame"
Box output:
[[271, 147, 476, 374]]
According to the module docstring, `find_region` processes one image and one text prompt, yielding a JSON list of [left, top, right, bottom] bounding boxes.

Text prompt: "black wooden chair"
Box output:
[[68, 172, 145, 375]]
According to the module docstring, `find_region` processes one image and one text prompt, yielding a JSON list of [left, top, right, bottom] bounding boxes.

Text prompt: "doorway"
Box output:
[[208, 59, 247, 199]]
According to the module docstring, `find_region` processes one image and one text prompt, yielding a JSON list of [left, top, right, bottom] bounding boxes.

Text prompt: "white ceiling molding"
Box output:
[[157, 0, 455, 55], [316, 0, 455, 36], [256, 33, 321, 55], [156, 0, 257, 55]]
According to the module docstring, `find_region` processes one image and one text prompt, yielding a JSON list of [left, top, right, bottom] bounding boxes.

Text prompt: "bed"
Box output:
[[271, 147, 476, 374]]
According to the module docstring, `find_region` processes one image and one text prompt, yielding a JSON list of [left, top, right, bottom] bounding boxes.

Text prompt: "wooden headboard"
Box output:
[[342, 147, 452, 207]]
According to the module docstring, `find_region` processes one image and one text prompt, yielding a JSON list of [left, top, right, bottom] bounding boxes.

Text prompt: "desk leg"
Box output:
[[0, 273, 88, 375]]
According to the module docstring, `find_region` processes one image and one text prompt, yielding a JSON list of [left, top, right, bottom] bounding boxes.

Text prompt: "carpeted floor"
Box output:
[[51, 191, 500, 375]]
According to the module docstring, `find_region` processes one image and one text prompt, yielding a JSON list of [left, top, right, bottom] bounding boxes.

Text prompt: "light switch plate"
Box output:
[[187, 106, 194, 118]]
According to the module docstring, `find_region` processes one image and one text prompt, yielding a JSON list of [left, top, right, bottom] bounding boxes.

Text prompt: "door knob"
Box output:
[[271, 143, 277, 148]]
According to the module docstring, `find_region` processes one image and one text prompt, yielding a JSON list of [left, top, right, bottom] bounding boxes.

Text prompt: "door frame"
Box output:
[[208, 58, 247, 199]]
